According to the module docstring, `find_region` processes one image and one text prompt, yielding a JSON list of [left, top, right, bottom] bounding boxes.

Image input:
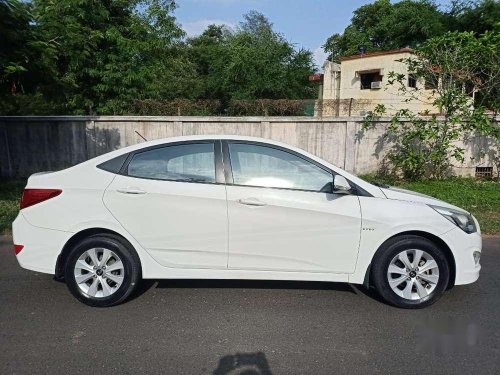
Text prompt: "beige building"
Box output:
[[320, 48, 439, 117]]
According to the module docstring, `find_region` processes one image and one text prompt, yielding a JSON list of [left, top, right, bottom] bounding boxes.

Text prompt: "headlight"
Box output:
[[429, 205, 477, 234]]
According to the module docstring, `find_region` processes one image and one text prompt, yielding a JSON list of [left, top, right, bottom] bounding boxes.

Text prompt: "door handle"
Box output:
[[116, 187, 146, 195], [237, 198, 267, 207]]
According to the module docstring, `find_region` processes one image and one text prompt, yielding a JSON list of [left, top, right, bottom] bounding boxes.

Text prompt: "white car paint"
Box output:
[[104, 174, 228, 269], [380, 186, 467, 212], [12, 135, 481, 288], [226, 185, 361, 273]]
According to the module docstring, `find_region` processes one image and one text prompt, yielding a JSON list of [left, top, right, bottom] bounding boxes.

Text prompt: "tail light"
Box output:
[[14, 245, 24, 255], [20, 189, 62, 209]]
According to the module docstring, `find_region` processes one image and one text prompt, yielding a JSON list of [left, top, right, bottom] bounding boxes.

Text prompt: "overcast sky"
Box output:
[[174, 0, 453, 68]]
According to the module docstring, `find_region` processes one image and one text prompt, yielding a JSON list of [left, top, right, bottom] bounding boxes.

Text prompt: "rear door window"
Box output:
[[127, 143, 216, 183]]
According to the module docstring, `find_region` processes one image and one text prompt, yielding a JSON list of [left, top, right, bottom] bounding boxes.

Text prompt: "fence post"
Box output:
[[344, 121, 357, 173], [2, 124, 13, 177]]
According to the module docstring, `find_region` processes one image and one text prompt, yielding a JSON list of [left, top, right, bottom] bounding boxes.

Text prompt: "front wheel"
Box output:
[[64, 234, 141, 307], [371, 235, 450, 309]]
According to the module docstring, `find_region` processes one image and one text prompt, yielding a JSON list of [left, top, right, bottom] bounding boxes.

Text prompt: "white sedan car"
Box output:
[[12, 135, 481, 308]]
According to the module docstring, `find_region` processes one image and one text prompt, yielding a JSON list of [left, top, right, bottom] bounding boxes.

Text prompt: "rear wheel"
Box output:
[[64, 234, 141, 307], [371, 235, 449, 309]]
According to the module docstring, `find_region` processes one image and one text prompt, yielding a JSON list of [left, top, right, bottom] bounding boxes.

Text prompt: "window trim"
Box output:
[[222, 140, 336, 194], [100, 138, 371, 196], [118, 140, 225, 185]]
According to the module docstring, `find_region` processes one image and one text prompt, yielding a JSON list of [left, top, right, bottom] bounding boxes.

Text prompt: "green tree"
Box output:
[[1, 0, 194, 115], [188, 11, 315, 104], [29, 0, 191, 114], [323, 0, 499, 62], [363, 30, 500, 180], [130, 0, 202, 103], [187, 24, 233, 102], [3, 4, 314, 115], [0, 0, 58, 114], [444, 0, 500, 35], [324, 0, 445, 62], [0, 0, 33, 95]]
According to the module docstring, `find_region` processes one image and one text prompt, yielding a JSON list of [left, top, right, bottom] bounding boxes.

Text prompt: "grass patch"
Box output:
[[361, 176, 500, 234], [0, 179, 25, 235], [1, 177, 499, 235]]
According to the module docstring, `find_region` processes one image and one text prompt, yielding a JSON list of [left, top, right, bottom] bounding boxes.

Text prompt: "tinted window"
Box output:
[[127, 143, 215, 182], [97, 153, 129, 174], [229, 143, 332, 192]]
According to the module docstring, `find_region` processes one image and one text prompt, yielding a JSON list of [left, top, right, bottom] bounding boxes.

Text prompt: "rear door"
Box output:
[[224, 141, 361, 273], [103, 140, 228, 269]]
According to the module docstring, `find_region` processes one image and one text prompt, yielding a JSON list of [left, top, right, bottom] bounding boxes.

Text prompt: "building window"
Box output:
[[424, 75, 439, 90], [408, 74, 417, 88], [360, 72, 382, 90], [465, 81, 475, 98]]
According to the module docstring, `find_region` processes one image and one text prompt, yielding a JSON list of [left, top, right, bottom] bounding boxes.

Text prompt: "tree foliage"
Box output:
[[2, 1, 497, 116], [30, 0, 196, 114], [0, 2, 315, 115], [363, 30, 500, 180], [324, 0, 500, 62], [187, 11, 315, 103], [0, 0, 59, 114], [444, 0, 500, 35]]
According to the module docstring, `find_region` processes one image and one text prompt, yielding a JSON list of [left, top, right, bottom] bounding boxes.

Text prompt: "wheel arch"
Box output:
[[364, 230, 456, 290], [55, 227, 141, 280]]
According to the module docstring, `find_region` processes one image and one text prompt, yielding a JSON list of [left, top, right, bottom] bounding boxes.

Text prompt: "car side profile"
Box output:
[[12, 135, 482, 308]]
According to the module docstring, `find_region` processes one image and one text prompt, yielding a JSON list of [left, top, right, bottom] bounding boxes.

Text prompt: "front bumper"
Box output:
[[12, 213, 71, 275], [440, 227, 482, 285]]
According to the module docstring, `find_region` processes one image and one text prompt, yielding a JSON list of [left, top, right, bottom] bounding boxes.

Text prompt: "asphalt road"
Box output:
[[1, 235, 499, 374]]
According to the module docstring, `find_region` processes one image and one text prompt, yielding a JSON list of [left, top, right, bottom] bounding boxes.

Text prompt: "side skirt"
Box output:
[[142, 268, 351, 283]]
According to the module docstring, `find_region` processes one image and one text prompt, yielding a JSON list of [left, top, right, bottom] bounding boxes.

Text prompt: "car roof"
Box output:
[[129, 135, 292, 148], [96, 135, 308, 159]]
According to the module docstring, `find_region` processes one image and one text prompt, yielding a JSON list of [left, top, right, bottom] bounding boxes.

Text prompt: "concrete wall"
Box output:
[[0, 116, 496, 178]]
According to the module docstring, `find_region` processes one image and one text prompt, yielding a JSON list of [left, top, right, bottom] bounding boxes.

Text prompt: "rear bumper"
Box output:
[[440, 228, 482, 285], [12, 213, 71, 275]]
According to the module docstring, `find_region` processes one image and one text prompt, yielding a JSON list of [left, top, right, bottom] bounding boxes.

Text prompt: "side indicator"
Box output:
[[14, 244, 24, 255]]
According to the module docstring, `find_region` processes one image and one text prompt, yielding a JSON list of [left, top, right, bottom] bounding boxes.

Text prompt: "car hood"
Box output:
[[380, 186, 468, 214]]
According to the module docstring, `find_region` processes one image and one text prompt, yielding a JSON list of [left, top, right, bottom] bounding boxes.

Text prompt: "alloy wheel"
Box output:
[[387, 249, 440, 300], [73, 248, 125, 298]]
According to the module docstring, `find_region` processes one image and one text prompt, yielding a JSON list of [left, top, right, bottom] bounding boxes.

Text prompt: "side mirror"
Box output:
[[333, 175, 352, 193]]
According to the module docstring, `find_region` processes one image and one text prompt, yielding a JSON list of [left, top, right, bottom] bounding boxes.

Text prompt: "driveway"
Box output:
[[0, 235, 499, 374]]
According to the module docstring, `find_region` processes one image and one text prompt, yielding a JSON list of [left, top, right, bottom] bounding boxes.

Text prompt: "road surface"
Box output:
[[1, 235, 499, 374]]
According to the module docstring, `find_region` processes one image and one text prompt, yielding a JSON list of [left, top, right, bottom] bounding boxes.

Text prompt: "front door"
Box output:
[[225, 142, 361, 273], [103, 141, 228, 269]]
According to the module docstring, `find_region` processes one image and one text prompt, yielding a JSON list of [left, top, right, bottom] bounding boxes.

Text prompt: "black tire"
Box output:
[[371, 235, 450, 309], [64, 234, 141, 307]]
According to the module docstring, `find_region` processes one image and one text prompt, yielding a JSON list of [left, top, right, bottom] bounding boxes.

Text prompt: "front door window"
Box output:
[[228, 143, 332, 192]]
